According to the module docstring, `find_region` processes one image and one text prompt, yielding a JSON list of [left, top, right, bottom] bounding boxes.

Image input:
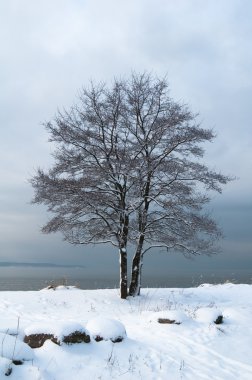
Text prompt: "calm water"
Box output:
[[0, 266, 251, 291]]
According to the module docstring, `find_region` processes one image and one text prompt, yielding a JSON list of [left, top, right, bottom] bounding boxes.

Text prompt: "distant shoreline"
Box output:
[[0, 262, 85, 268]]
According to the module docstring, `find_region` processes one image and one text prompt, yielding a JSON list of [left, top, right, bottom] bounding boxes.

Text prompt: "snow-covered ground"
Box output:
[[0, 283, 251, 379]]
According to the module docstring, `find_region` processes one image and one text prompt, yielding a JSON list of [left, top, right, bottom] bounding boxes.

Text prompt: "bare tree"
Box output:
[[31, 81, 134, 299], [123, 74, 230, 296], [30, 73, 231, 299]]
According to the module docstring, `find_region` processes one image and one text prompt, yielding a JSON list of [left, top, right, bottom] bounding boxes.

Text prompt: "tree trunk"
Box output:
[[129, 176, 150, 297], [118, 211, 129, 299], [119, 247, 128, 299], [128, 235, 144, 296]]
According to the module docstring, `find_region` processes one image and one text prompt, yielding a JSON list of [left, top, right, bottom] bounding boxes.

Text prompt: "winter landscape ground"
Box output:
[[0, 283, 251, 379]]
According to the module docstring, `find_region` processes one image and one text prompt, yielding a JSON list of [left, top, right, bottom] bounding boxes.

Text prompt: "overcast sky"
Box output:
[[0, 0, 251, 276]]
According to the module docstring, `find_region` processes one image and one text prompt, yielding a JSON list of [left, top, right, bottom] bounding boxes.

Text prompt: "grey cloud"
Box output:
[[0, 0, 251, 272]]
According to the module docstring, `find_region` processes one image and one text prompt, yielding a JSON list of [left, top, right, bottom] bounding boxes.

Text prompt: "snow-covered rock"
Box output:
[[24, 333, 58, 348], [86, 317, 126, 342], [24, 321, 90, 347], [41, 285, 79, 291], [195, 307, 223, 324], [149, 310, 188, 324], [0, 333, 34, 361]]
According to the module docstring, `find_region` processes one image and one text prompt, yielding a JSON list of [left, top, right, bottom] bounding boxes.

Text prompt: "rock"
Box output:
[[157, 318, 181, 325], [62, 330, 90, 344], [24, 333, 59, 348], [12, 360, 23, 365], [5, 367, 12, 377], [149, 310, 187, 325], [214, 315, 224, 324]]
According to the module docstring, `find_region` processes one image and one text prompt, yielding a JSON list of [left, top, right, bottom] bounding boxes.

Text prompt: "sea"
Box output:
[[0, 264, 251, 291]]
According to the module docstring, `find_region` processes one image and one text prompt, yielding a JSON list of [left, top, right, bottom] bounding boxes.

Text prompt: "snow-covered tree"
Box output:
[[124, 74, 230, 296], [31, 81, 132, 299], [30, 73, 230, 298]]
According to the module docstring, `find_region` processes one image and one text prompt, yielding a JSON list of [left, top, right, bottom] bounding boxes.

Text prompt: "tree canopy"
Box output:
[[31, 73, 230, 298]]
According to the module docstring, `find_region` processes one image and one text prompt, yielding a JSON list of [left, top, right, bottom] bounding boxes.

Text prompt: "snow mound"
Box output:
[[24, 322, 55, 337], [149, 310, 187, 324], [86, 317, 126, 342], [0, 333, 34, 361], [195, 307, 223, 324]]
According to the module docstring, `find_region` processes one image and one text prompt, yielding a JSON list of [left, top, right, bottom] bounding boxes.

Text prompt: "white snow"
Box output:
[[195, 307, 223, 323], [0, 283, 251, 379], [0, 319, 21, 336], [149, 309, 188, 324], [86, 317, 126, 341], [0, 357, 12, 377], [0, 333, 34, 361]]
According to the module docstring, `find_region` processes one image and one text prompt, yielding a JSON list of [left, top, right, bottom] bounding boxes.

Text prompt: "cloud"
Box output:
[[0, 0, 251, 266]]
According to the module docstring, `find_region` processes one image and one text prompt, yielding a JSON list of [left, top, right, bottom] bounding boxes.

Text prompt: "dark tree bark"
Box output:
[[128, 234, 144, 296], [119, 247, 128, 299], [119, 211, 129, 299]]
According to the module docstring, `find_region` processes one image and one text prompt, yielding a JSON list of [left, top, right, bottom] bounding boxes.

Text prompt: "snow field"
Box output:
[[0, 284, 251, 379]]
